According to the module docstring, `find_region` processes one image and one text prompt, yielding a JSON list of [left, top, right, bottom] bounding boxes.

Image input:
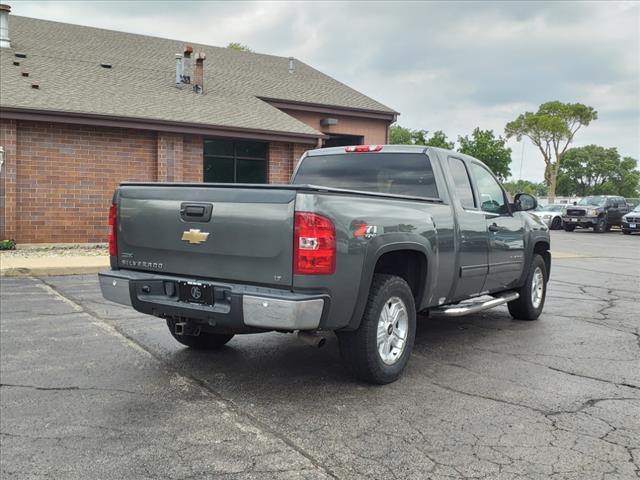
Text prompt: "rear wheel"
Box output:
[[622, 230, 631, 235], [550, 217, 562, 230], [564, 224, 576, 232], [166, 318, 234, 349], [593, 217, 606, 233], [508, 254, 547, 321], [337, 274, 416, 384]]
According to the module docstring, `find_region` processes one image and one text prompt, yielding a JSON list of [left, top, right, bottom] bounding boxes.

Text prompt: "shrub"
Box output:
[[0, 239, 17, 250]]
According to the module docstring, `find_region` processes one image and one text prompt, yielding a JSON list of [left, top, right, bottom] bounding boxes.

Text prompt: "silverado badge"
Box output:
[[181, 229, 210, 245]]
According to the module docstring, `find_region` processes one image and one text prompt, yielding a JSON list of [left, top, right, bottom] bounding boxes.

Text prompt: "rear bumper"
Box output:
[[99, 270, 327, 331]]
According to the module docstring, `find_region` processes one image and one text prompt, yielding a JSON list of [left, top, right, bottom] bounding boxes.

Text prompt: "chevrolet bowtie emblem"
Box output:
[[181, 229, 210, 244]]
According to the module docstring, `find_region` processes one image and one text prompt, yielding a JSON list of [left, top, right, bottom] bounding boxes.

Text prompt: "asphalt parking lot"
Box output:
[[1, 229, 639, 480]]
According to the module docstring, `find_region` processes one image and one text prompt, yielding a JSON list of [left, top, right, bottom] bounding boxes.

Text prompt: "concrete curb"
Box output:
[[0, 254, 109, 277], [1, 266, 107, 277]]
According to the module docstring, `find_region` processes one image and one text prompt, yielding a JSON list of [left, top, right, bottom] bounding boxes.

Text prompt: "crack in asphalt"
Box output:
[[551, 278, 638, 296], [545, 366, 640, 390], [552, 264, 640, 279], [0, 383, 149, 396], [4, 270, 637, 479], [32, 276, 340, 480]]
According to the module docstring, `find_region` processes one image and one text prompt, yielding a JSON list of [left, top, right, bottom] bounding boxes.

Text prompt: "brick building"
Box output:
[[0, 6, 397, 244]]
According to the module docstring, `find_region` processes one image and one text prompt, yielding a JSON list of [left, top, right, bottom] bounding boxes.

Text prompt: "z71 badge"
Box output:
[[354, 224, 378, 239]]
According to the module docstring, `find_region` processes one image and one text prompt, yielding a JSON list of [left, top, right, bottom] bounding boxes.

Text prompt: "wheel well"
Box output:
[[373, 250, 427, 306], [533, 241, 551, 276]]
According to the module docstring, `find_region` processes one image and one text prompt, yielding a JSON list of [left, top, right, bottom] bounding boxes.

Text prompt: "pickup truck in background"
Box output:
[[99, 145, 551, 384], [562, 195, 629, 233]]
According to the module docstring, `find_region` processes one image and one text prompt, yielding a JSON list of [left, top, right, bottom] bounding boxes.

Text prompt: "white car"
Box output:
[[532, 204, 565, 230]]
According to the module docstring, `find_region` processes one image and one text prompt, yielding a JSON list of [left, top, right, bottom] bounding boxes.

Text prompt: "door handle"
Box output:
[[488, 223, 499, 232]]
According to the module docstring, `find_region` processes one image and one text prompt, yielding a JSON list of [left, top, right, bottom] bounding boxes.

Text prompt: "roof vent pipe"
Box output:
[[182, 45, 193, 84], [0, 4, 11, 49], [193, 52, 205, 94], [175, 53, 183, 87], [288, 56, 295, 74]]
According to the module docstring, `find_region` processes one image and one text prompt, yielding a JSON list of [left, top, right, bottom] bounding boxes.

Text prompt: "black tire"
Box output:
[[508, 254, 547, 321], [622, 230, 631, 235], [593, 217, 606, 233], [564, 224, 576, 232], [550, 217, 562, 230], [166, 318, 234, 349], [337, 274, 416, 385]]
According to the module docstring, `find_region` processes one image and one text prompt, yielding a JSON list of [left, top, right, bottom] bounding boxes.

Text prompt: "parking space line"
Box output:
[[32, 275, 340, 480]]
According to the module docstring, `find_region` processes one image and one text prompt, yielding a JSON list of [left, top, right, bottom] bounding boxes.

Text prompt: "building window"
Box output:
[[203, 139, 267, 183]]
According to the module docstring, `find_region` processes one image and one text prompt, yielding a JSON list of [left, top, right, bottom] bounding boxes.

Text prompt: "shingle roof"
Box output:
[[0, 15, 396, 137]]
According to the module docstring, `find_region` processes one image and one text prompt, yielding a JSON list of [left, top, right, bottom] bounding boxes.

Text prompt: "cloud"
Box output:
[[10, 0, 640, 182]]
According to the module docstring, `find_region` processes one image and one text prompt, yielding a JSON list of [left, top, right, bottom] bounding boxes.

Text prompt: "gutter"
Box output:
[[0, 107, 327, 144], [260, 97, 399, 123]]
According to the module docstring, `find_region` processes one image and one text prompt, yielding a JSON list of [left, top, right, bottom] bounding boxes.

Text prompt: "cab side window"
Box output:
[[448, 157, 476, 209], [470, 163, 508, 215]]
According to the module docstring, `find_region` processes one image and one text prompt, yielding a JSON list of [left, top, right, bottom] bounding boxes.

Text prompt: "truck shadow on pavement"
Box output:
[[162, 308, 523, 393]]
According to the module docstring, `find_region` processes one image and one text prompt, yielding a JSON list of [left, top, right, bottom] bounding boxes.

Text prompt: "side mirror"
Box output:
[[514, 193, 537, 212]]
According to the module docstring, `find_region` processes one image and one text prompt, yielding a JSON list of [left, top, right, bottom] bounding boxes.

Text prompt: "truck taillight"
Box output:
[[294, 212, 335, 275], [108, 203, 117, 257], [345, 145, 382, 153]]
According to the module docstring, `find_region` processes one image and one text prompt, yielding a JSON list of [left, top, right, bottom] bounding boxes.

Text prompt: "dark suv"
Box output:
[[562, 195, 629, 233]]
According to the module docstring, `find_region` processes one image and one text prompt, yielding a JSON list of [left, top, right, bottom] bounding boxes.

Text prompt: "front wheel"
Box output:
[[622, 230, 631, 235], [166, 318, 234, 349], [564, 224, 576, 232], [593, 217, 606, 233], [550, 217, 562, 230], [508, 254, 547, 321], [337, 274, 416, 384]]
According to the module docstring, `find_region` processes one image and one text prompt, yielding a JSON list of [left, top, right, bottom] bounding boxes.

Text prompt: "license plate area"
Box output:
[[630, 223, 637, 228], [179, 281, 214, 305]]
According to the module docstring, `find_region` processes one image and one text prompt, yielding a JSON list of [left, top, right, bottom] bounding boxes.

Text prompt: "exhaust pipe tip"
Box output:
[[298, 331, 328, 348]]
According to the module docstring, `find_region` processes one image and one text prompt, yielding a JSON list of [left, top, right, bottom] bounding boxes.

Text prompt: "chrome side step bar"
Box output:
[[430, 292, 519, 317]]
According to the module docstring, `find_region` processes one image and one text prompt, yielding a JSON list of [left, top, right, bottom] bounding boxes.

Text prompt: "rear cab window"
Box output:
[[292, 152, 439, 199], [448, 157, 476, 209]]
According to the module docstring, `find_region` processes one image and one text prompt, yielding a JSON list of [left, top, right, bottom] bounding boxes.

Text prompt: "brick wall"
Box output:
[[268, 142, 293, 184], [0, 120, 17, 240], [268, 141, 313, 184], [0, 118, 313, 244], [282, 110, 390, 145], [9, 121, 157, 243], [157, 132, 183, 182], [183, 134, 204, 182]]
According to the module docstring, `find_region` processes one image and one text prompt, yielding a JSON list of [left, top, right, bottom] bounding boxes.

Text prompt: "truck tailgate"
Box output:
[[116, 185, 295, 287]]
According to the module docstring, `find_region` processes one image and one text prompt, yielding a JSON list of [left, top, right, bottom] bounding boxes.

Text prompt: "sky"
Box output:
[[9, 1, 640, 182]]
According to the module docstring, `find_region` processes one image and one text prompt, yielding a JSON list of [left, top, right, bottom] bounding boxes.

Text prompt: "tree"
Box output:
[[425, 130, 454, 149], [389, 125, 414, 144], [502, 179, 548, 197], [227, 42, 252, 52], [389, 125, 453, 149], [556, 145, 640, 197], [458, 128, 512, 181], [505, 101, 597, 201]]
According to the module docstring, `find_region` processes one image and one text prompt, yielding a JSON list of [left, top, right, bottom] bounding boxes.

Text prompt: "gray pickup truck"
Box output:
[[100, 145, 550, 384]]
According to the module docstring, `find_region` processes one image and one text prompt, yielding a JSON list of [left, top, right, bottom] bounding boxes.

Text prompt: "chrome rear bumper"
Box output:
[[98, 270, 325, 330]]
